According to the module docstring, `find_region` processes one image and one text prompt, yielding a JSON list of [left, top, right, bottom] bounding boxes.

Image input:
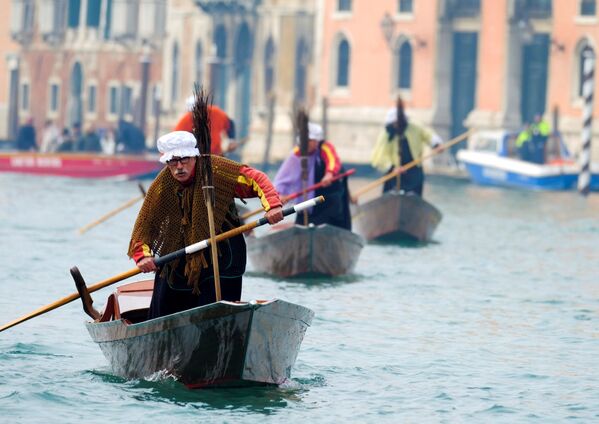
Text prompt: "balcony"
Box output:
[[515, 0, 552, 20], [445, 0, 481, 19], [39, 0, 67, 44], [194, 0, 262, 14], [138, 0, 166, 41], [11, 0, 34, 44]]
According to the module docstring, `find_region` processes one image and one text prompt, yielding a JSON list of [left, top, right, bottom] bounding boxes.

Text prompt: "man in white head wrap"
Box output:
[[129, 130, 284, 319], [273, 122, 352, 230]]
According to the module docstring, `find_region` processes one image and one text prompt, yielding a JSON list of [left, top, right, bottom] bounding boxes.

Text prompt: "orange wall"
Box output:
[[0, 2, 18, 104], [320, 0, 438, 109], [549, 0, 599, 118], [477, 0, 508, 111]]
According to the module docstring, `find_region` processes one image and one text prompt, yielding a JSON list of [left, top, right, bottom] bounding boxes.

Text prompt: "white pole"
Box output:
[[578, 46, 595, 196]]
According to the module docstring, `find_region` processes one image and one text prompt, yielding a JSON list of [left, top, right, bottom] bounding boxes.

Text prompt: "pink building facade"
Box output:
[[9, 0, 165, 147], [318, 0, 599, 163]]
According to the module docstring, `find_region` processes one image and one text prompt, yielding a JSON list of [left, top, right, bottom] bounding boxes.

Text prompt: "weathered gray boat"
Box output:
[[84, 280, 314, 388], [246, 223, 365, 277], [352, 191, 442, 242]]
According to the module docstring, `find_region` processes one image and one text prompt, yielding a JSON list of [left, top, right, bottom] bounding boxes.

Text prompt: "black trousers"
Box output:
[[383, 165, 424, 196], [147, 231, 246, 319]]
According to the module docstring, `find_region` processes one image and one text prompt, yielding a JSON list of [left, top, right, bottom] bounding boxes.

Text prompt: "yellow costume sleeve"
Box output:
[[371, 130, 397, 172]]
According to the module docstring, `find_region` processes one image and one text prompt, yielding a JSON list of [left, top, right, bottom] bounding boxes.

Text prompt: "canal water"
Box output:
[[0, 173, 598, 423]]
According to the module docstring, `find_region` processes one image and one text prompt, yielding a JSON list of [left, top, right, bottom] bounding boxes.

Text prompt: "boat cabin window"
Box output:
[[472, 135, 497, 153]]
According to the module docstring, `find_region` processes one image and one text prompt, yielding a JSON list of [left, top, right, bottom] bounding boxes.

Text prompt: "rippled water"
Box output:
[[1, 173, 598, 423]]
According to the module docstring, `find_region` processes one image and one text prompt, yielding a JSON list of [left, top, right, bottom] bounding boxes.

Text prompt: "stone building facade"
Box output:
[[318, 0, 599, 164], [1, 1, 19, 141], [8, 0, 165, 147]]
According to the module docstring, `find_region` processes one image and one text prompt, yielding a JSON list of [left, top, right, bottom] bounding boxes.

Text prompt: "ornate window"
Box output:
[[67, 0, 80, 28], [396, 40, 412, 90], [87, 85, 97, 113], [86, 0, 101, 27], [171, 42, 180, 104], [580, 0, 596, 16], [49, 83, 60, 113], [398, 0, 413, 13], [108, 85, 119, 116], [11, 0, 35, 42], [21, 83, 30, 112], [337, 0, 352, 12], [445, 0, 480, 18], [515, 0, 552, 19], [336, 37, 351, 88]]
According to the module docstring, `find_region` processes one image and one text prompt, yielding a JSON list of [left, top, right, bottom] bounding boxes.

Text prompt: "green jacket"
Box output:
[[516, 120, 551, 147]]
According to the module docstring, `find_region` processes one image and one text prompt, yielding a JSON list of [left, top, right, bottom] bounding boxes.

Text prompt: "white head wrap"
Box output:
[[157, 131, 199, 164], [308, 122, 324, 141], [385, 108, 397, 125]]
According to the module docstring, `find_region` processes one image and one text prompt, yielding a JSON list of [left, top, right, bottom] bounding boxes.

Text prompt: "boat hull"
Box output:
[[457, 150, 599, 191], [0, 152, 161, 179], [352, 191, 442, 242], [86, 299, 314, 388], [246, 224, 364, 277]]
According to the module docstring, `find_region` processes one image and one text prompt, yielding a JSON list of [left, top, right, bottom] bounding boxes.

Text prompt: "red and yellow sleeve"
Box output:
[[235, 165, 282, 211], [320, 142, 342, 175], [131, 241, 152, 263]]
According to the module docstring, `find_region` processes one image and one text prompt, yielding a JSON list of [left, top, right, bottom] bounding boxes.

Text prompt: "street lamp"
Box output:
[[380, 12, 395, 48]]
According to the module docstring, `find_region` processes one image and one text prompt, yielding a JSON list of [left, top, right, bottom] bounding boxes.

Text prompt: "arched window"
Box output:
[[68, 0, 81, 28], [397, 41, 412, 89], [580, 0, 597, 16], [578, 41, 595, 97], [86, 0, 101, 27], [171, 42, 180, 103], [398, 0, 413, 13], [195, 41, 203, 84], [336, 38, 351, 88], [338, 0, 352, 11]]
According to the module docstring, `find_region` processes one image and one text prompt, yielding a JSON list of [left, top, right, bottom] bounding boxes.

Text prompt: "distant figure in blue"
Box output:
[[117, 120, 146, 154], [78, 124, 102, 152], [15, 118, 37, 151]]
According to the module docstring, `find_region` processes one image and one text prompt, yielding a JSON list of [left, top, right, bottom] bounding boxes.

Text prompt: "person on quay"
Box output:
[[274, 122, 352, 230], [129, 131, 284, 319], [15, 117, 37, 151], [78, 124, 103, 152], [40, 119, 60, 153], [516, 114, 551, 164], [174, 96, 237, 156], [56, 128, 75, 152], [371, 96, 441, 196]]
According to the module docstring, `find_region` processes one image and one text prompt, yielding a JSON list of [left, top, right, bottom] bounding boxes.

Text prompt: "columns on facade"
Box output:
[[138, 43, 152, 134], [431, 20, 453, 141], [502, 19, 524, 131], [6, 54, 20, 142]]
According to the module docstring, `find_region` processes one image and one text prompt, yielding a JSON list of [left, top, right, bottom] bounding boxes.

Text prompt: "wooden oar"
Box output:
[[0, 196, 325, 333], [78, 183, 147, 234], [351, 129, 473, 202], [240, 168, 356, 221]]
